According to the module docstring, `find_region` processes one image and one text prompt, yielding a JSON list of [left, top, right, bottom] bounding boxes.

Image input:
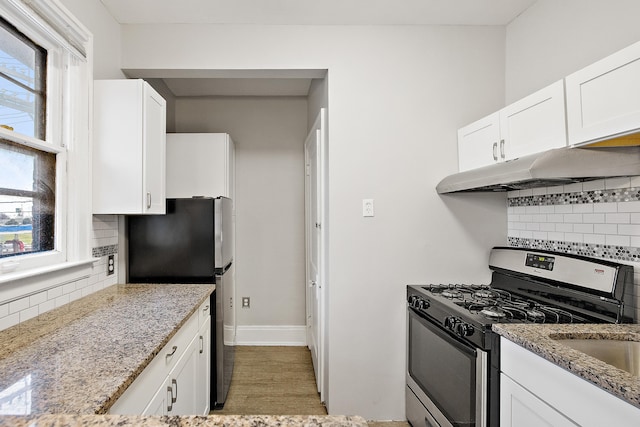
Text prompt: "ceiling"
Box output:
[[102, 0, 537, 97]]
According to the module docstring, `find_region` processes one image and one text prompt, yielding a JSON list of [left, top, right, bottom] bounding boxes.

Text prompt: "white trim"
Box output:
[[235, 325, 307, 346]]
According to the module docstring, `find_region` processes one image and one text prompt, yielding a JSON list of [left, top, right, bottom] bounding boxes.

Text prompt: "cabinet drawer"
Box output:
[[109, 310, 199, 414], [198, 298, 211, 327]]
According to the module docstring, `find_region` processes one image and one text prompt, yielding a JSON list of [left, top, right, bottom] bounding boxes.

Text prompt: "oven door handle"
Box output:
[[409, 308, 477, 357]]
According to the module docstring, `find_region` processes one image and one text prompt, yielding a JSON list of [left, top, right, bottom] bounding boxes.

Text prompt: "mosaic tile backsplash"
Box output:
[[508, 177, 640, 322]]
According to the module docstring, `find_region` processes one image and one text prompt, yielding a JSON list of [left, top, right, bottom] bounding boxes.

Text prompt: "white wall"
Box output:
[[505, 0, 640, 103], [120, 23, 507, 420], [174, 97, 308, 329]]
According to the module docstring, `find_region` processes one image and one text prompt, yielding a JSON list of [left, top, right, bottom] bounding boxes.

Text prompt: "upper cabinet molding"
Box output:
[[566, 40, 640, 146]]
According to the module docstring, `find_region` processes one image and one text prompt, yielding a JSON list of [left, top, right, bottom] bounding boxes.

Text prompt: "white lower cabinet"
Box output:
[[500, 374, 575, 427], [500, 337, 640, 427], [110, 300, 211, 415]]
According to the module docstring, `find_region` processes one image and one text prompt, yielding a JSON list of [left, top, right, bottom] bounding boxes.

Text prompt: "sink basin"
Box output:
[[555, 339, 640, 377]]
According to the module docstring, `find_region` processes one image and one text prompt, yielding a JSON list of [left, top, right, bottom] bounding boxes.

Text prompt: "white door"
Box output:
[[305, 108, 327, 401]]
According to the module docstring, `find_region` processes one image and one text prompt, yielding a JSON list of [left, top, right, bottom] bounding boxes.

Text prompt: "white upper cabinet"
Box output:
[[499, 80, 567, 160], [566, 40, 640, 146], [93, 79, 167, 214], [457, 80, 567, 172], [166, 133, 235, 200], [457, 112, 500, 171]]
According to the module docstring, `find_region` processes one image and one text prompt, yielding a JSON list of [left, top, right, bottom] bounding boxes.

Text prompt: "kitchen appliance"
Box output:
[[406, 246, 635, 427], [127, 196, 235, 409], [436, 146, 640, 193]]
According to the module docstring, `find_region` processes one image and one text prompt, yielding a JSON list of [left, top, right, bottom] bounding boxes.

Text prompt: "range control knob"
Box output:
[[417, 299, 430, 310], [444, 316, 459, 330], [408, 295, 418, 305], [456, 323, 474, 337]]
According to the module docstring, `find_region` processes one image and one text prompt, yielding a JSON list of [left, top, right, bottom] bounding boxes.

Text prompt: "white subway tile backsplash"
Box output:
[[540, 206, 555, 214], [594, 224, 617, 234], [55, 294, 70, 308], [508, 190, 520, 198], [0, 304, 7, 318], [593, 203, 618, 213], [606, 235, 630, 246], [565, 233, 583, 243], [520, 214, 533, 222], [532, 187, 547, 196], [630, 176, 640, 188], [525, 206, 540, 214], [574, 224, 594, 234], [572, 204, 593, 214], [526, 223, 540, 231], [563, 213, 583, 223], [547, 185, 564, 194], [618, 201, 640, 213], [519, 189, 533, 197], [606, 213, 630, 224], [514, 206, 526, 214], [520, 231, 533, 238], [547, 214, 563, 222], [583, 213, 605, 223], [583, 179, 606, 191], [540, 223, 555, 232], [47, 287, 63, 300], [563, 182, 583, 193], [556, 223, 573, 233], [19, 306, 39, 323], [555, 205, 573, 214], [0, 313, 19, 331], [548, 232, 565, 241], [631, 213, 640, 224], [9, 298, 29, 314], [533, 232, 548, 240], [584, 234, 606, 245], [605, 177, 631, 189], [29, 291, 47, 307], [38, 300, 55, 315]]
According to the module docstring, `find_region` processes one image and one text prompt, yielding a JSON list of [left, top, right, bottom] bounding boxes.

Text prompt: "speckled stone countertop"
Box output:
[[0, 283, 214, 415], [0, 414, 369, 426], [493, 323, 640, 409]]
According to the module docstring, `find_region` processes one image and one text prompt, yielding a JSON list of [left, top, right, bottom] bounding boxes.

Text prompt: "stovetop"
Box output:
[[407, 247, 636, 349]]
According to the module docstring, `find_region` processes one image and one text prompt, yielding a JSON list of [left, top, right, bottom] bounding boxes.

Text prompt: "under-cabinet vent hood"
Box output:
[[436, 146, 640, 193]]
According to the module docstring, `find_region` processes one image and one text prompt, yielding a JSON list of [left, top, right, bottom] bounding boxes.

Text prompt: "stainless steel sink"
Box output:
[[555, 339, 640, 377]]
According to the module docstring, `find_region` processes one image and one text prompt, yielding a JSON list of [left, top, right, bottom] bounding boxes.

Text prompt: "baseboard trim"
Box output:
[[235, 325, 307, 346]]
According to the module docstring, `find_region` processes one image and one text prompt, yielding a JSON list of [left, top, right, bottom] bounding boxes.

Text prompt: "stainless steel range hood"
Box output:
[[436, 146, 640, 193]]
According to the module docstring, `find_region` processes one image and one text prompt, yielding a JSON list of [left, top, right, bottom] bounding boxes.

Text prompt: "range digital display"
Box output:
[[525, 253, 555, 271]]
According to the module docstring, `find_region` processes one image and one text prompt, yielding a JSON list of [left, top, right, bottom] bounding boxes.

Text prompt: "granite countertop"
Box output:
[[0, 283, 214, 415], [493, 323, 640, 409], [0, 414, 369, 427]]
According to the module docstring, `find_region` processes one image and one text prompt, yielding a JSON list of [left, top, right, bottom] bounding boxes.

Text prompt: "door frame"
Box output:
[[304, 107, 328, 404]]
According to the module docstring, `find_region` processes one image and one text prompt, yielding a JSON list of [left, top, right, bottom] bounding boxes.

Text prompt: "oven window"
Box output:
[[409, 312, 477, 426]]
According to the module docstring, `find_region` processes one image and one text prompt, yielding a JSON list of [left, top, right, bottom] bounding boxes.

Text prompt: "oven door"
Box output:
[[407, 308, 487, 427]]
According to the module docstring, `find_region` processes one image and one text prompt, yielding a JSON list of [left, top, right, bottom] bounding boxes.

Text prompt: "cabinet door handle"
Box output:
[[500, 139, 505, 159], [146, 192, 152, 209], [199, 335, 204, 354], [167, 386, 174, 412], [492, 142, 498, 161], [171, 379, 178, 403], [202, 305, 209, 313], [166, 345, 178, 359]]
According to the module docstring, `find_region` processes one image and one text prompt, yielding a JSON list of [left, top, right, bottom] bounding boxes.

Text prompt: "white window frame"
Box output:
[[0, 0, 93, 290]]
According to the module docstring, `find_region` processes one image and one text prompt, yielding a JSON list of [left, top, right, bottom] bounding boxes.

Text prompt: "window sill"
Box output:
[[0, 259, 98, 305]]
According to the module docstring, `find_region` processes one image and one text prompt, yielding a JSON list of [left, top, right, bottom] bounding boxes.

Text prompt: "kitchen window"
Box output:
[[0, 0, 92, 282], [0, 16, 54, 260]]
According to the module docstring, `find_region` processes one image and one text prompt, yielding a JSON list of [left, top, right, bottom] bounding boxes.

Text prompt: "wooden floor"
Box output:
[[212, 346, 409, 426]]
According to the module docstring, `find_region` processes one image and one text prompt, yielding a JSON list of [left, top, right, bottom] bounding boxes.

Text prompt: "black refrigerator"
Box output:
[[127, 196, 234, 409]]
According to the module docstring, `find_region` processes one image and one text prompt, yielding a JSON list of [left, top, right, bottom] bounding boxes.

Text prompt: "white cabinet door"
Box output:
[[457, 112, 500, 171], [196, 316, 211, 415], [93, 79, 166, 214], [168, 334, 199, 415], [500, 374, 575, 427], [166, 133, 235, 200], [566, 40, 640, 146], [500, 80, 567, 160]]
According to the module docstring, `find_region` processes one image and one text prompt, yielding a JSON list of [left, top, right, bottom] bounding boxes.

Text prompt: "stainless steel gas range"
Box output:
[[406, 246, 635, 427]]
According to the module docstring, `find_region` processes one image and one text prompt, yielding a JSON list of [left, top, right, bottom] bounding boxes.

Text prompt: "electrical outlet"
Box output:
[[107, 254, 115, 276], [242, 297, 250, 308], [362, 199, 374, 217]]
